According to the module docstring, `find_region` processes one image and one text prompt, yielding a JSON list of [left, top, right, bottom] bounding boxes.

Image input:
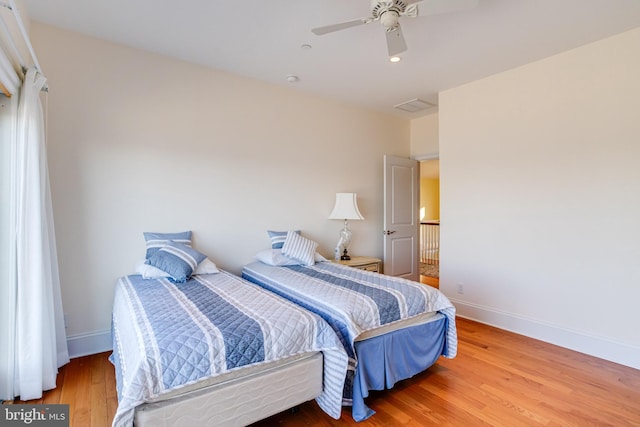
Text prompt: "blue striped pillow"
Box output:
[[267, 230, 300, 249], [281, 231, 318, 266], [143, 231, 192, 259], [146, 240, 206, 283]]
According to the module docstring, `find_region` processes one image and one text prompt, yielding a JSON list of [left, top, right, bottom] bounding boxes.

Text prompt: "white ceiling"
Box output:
[[22, 0, 640, 118]]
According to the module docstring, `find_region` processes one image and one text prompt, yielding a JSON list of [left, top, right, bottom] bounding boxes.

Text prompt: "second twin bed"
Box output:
[[242, 259, 457, 421]]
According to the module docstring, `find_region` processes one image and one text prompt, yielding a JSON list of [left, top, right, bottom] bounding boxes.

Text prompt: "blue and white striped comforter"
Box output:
[[242, 261, 458, 364], [110, 272, 348, 427]]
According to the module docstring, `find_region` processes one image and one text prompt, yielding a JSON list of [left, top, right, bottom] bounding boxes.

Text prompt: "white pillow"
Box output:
[[255, 249, 327, 266], [282, 231, 318, 267], [314, 252, 328, 262], [136, 257, 219, 279], [255, 249, 300, 266], [194, 258, 221, 274]]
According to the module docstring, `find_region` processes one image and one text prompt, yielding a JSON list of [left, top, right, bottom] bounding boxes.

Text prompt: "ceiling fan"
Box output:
[[311, 0, 479, 57]]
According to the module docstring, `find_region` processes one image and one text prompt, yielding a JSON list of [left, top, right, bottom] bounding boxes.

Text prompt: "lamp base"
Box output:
[[340, 249, 351, 261]]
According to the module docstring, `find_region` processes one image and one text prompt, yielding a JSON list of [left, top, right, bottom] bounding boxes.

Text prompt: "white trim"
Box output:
[[451, 298, 640, 370], [6, 0, 44, 74], [66, 330, 112, 359], [413, 153, 439, 161]]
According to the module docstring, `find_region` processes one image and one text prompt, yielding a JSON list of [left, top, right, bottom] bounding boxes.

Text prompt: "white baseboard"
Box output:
[[66, 330, 112, 359], [451, 298, 640, 370]]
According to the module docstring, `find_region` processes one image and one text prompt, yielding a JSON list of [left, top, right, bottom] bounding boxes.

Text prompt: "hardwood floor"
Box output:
[[4, 352, 118, 427], [420, 274, 439, 288], [4, 318, 639, 426]]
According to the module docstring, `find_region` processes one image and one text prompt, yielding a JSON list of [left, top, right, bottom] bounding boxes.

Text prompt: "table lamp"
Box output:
[[328, 193, 364, 260]]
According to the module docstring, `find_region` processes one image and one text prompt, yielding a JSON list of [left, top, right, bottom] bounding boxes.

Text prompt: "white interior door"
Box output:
[[383, 155, 419, 280]]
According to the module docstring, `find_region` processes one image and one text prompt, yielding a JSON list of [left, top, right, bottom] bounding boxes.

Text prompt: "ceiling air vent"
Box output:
[[393, 98, 436, 113]]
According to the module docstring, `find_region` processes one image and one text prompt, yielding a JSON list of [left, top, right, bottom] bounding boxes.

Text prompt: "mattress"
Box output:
[[355, 311, 440, 341], [142, 352, 314, 403], [134, 352, 323, 427]]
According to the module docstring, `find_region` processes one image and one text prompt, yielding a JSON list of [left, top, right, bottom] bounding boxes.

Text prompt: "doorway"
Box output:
[[419, 159, 439, 288]]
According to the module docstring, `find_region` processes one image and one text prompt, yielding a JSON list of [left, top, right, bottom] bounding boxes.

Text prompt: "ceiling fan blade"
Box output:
[[415, 0, 478, 17], [312, 18, 369, 35], [386, 25, 407, 57]]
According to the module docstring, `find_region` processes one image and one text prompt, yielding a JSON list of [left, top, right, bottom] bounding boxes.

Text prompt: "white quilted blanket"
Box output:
[[110, 271, 348, 427]]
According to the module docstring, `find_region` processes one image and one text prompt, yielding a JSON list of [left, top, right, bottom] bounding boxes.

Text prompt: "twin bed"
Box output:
[[111, 232, 457, 426], [242, 261, 457, 421], [111, 271, 348, 427]]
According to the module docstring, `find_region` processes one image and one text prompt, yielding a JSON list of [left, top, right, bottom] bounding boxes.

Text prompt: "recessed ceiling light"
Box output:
[[301, 44, 312, 50], [389, 56, 401, 63], [286, 75, 299, 83]]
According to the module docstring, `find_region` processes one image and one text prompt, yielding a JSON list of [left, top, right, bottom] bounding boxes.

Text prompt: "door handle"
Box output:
[[383, 230, 396, 235]]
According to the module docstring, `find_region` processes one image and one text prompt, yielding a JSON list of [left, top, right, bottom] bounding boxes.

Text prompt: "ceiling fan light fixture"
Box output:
[[394, 98, 436, 112], [380, 10, 400, 28], [311, 0, 479, 59]]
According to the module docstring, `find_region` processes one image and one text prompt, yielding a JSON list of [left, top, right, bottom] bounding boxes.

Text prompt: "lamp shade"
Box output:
[[328, 193, 364, 220]]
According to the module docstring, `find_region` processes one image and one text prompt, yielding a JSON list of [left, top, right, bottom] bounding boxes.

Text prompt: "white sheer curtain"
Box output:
[[0, 64, 69, 400], [0, 47, 19, 400]]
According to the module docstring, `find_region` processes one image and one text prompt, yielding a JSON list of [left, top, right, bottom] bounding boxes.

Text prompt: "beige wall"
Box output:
[[31, 23, 410, 355], [410, 110, 439, 159], [412, 112, 440, 223], [439, 28, 640, 368]]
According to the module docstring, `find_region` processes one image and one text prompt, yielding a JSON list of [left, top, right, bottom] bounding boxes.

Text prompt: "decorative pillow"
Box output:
[[136, 258, 219, 279], [267, 230, 300, 249], [146, 240, 206, 283], [281, 231, 318, 267], [143, 231, 192, 259]]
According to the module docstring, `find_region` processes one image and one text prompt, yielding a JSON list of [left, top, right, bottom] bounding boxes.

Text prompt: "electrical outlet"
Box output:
[[457, 283, 464, 294]]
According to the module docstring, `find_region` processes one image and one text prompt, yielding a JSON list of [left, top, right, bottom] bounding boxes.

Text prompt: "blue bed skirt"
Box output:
[[351, 315, 447, 421]]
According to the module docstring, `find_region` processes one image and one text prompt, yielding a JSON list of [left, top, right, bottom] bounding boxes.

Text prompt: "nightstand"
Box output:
[[335, 256, 383, 273]]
